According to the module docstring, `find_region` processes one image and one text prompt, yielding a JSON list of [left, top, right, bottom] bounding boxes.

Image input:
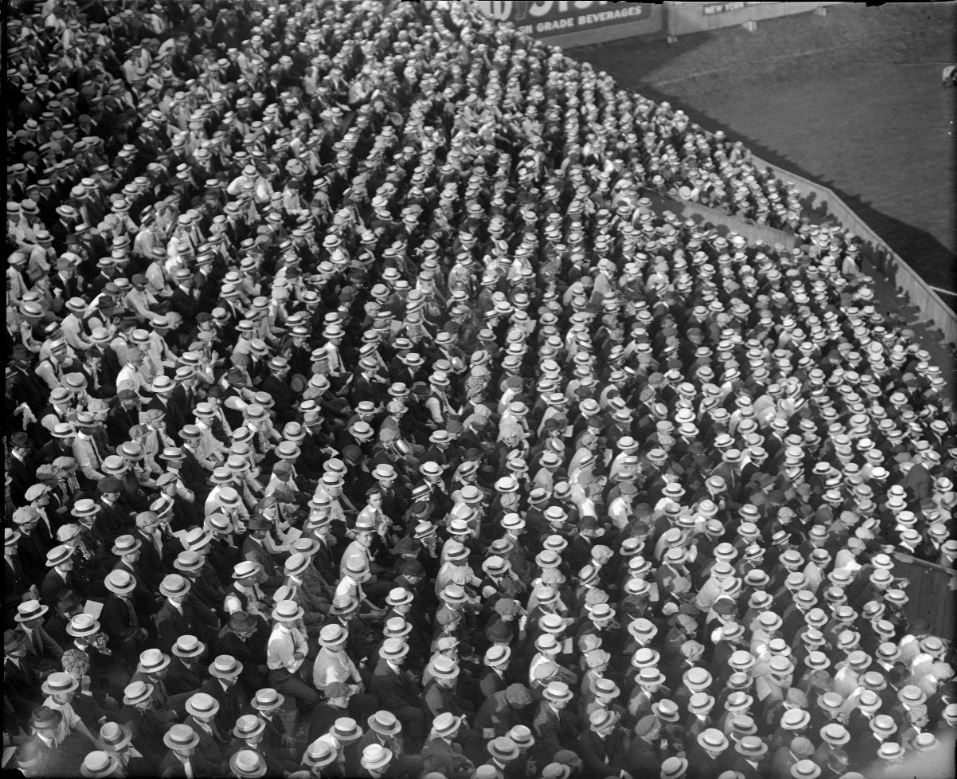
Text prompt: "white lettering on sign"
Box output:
[[703, 1, 771, 15], [529, 0, 603, 17], [536, 17, 576, 31], [577, 5, 646, 24], [473, 0, 513, 21], [474, 0, 647, 29]]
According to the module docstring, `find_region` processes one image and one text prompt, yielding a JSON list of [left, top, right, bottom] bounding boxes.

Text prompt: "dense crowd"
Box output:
[[5, 0, 957, 778]]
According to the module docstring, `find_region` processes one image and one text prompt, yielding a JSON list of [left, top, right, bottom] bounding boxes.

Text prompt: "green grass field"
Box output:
[[572, 2, 956, 293]]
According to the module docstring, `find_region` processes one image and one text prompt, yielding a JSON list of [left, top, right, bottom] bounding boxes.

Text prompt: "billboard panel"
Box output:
[[665, 2, 837, 37], [472, 1, 663, 47]]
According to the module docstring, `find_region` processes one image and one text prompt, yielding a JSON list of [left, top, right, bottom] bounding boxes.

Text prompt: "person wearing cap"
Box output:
[[185, 411, 229, 475], [477, 642, 516, 700], [191, 654, 246, 741], [5, 627, 45, 724], [61, 296, 95, 355], [40, 543, 77, 609], [227, 714, 286, 777], [124, 274, 161, 325], [370, 636, 427, 751], [99, 720, 149, 777], [155, 572, 213, 653], [23, 706, 73, 776], [40, 670, 100, 758], [577, 707, 631, 778], [213, 611, 270, 698], [126, 646, 184, 723], [115, 345, 151, 396], [10, 504, 49, 587], [532, 681, 582, 766], [312, 623, 365, 699], [357, 739, 397, 779], [238, 513, 285, 593], [469, 678, 532, 743], [420, 712, 474, 779], [305, 678, 359, 744], [140, 410, 178, 479], [249, 689, 299, 773], [266, 600, 319, 710], [165, 637, 207, 701], [683, 725, 733, 779], [158, 722, 203, 778], [37, 417, 80, 468], [105, 388, 141, 448], [143, 246, 174, 302]]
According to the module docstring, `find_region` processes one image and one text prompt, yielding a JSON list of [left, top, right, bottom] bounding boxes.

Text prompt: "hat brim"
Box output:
[[164, 732, 200, 751], [42, 677, 80, 695], [172, 645, 205, 659], [370, 720, 402, 736], [15, 605, 50, 622], [209, 664, 243, 679]]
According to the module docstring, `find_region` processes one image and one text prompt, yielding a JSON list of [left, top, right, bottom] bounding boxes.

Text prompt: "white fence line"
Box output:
[[749, 154, 957, 346]]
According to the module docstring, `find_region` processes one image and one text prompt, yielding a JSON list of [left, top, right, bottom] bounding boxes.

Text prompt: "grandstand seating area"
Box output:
[[5, 1, 956, 778]]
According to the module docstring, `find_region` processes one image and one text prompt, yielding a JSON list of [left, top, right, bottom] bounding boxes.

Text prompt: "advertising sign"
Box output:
[[472, 1, 662, 47], [701, 1, 772, 16], [665, 2, 836, 37]]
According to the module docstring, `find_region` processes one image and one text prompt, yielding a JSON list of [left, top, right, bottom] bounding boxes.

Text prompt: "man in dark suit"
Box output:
[[181, 692, 228, 775], [161, 446, 210, 507], [14, 600, 63, 676], [5, 630, 44, 724], [420, 713, 474, 779], [155, 574, 215, 652], [157, 723, 203, 778], [213, 612, 270, 698], [167, 268, 201, 321], [241, 517, 282, 593], [96, 476, 134, 536], [577, 709, 632, 777], [111, 534, 162, 618], [86, 333, 121, 399], [101, 569, 149, 668], [144, 380, 187, 445], [8, 433, 37, 506], [22, 707, 73, 777], [13, 506, 48, 582], [40, 544, 75, 607], [370, 638, 426, 750], [9, 346, 50, 414], [532, 682, 582, 767], [4, 525, 35, 606], [106, 390, 141, 447], [118, 681, 168, 766], [473, 685, 535, 740], [199, 655, 244, 738], [260, 357, 297, 426], [626, 715, 663, 779], [133, 511, 166, 588], [165, 636, 208, 697], [42, 589, 83, 649]]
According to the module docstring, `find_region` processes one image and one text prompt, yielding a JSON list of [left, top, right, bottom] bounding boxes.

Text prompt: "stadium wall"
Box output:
[[663, 2, 839, 38], [750, 154, 957, 347], [640, 190, 799, 252]]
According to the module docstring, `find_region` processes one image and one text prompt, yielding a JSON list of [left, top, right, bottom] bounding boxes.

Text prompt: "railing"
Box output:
[[750, 154, 957, 346]]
